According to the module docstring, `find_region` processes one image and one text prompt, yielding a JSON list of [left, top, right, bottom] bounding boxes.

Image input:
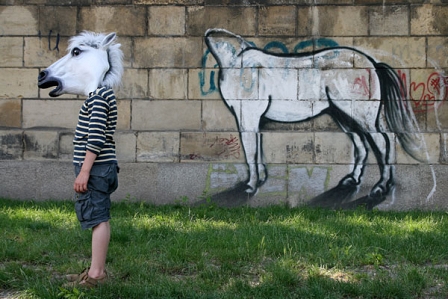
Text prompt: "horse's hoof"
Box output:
[[339, 175, 358, 187], [369, 185, 386, 198], [245, 186, 256, 194]]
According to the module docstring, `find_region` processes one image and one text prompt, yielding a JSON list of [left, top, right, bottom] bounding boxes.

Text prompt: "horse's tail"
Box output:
[[374, 62, 427, 162]]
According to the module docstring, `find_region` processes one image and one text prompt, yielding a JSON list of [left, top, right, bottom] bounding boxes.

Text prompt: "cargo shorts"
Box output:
[[74, 163, 118, 230]]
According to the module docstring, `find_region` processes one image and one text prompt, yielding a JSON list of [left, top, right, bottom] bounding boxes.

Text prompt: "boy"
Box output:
[[37, 31, 123, 288], [70, 86, 119, 287]]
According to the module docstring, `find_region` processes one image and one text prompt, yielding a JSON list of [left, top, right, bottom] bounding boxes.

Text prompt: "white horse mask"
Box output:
[[38, 31, 123, 97]]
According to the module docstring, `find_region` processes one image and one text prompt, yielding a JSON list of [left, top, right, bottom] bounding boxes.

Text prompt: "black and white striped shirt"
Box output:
[[73, 87, 117, 165]]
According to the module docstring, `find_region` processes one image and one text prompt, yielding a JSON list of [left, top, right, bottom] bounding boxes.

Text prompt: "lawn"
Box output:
[[0, 198, 447, 298]]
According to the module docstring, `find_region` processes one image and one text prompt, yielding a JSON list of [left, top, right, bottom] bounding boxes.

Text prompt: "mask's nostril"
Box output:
[[38, 70, 48, 81]]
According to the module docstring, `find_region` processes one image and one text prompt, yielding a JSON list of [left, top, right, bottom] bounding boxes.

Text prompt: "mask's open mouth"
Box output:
[[38, 71, 62, 97]]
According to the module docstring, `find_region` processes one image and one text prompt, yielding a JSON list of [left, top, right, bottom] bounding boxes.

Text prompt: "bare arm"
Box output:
[[74, 150, 97, 193]]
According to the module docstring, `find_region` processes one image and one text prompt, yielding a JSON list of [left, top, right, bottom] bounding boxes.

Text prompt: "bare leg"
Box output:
[[88, 221, 110, 279]]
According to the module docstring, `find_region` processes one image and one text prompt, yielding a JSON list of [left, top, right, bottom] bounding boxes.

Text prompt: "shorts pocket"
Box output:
[[75, 193, 94, 222], [89, 165, 115, 193]]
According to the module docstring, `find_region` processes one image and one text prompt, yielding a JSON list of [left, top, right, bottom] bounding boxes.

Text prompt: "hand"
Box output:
[[74, 170, 90, 193]]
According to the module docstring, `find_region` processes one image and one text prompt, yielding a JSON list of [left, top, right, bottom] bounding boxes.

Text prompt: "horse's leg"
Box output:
[[257, 132, 267, 185], [240, 131, 259, 193], [328, 105, 368, 187], [365, 132, 394, 197], [232, 99, 269, 193], [339, 131, 368, 187]]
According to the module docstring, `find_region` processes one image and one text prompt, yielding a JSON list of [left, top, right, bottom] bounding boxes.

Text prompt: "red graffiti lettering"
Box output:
[[398, 71, 447, 114], [352, 75, 370, 97], [209, 134, 241, 159]]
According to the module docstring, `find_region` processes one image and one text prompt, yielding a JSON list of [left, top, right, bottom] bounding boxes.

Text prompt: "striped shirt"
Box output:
[[73, 87, 117, 165]]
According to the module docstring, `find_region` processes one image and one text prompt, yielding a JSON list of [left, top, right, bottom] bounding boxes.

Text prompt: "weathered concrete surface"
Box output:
[[0, 161, 445, 211]]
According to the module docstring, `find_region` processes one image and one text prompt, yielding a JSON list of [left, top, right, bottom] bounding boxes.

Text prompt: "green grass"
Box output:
[[1, 198, 448, 298]]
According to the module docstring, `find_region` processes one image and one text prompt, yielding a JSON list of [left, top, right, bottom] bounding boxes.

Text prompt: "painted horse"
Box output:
[[205, 28, 425, 198], [38, 31, 123, 97]]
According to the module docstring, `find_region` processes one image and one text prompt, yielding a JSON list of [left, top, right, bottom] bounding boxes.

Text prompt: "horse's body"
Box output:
[[205, 29, 423, 198], [38, 31, 123, 97]]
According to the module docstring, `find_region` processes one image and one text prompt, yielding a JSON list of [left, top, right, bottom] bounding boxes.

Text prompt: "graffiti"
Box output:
[[204, 28, 431, 209], [405, 71, 448, 113], [352, 72, 374, 97], [209, 134, 241, 159], [39, 30, 61, 52], [199, 38, 340, 96], [184, 133, 242, 162]]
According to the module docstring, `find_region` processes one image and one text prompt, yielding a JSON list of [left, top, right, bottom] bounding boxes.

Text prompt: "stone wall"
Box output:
[[1, 1, 448, 210]]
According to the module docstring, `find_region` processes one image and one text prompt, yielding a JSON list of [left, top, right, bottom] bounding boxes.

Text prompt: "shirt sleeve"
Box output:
[[85, 95, 109, 155]]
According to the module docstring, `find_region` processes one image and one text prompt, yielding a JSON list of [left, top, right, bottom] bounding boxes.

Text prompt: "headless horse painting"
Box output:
[[205, 29, 426, 208]]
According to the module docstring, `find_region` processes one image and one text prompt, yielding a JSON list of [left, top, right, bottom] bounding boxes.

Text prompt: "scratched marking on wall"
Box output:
[[181, 133, 243, 162]]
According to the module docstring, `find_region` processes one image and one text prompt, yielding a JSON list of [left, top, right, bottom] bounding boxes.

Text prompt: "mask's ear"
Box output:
[[101, 32, 117, 50]]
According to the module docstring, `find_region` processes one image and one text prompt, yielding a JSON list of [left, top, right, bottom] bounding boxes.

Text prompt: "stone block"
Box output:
[[0, 99, 21, 128], [354, 37, 426, 68], [153, 163, 209, 205], [427, 96, 448, 133], [370, 5, 409, 36], [0, 6, 38, 35], [149, 6, 185, 36], [29, 0, 91, 4], [134, 37, 202, 68], [180, 132, 245, 162], [78, 6, 146, 36], [136, 131, 179, 162], [135, 0, 199, 4], [440, 133, 448, 164], [297, 7, 315, 37], [287, 164, 335, 206], [427, 37, 448, 68], [259, 6, 296, 36], [396, 133, 440, 164], [59, 132, 73, 162], [117, 100, 131, 130], [411, 5, 448, 35], [132, 100, 202, 130], [187, 6, 257, 36], [115, 131, 136, 163], [117, 68, 148, 99], [38, 6, 77, 36], [355, 0, 412, 3], [149, 69, 187, 100], [382, 164, 439, 211], [315, 132, 353, 164], [314, 114, 340, 132], [0, 161, 74, 201], [94, 0, 132, 4], [24, 36, 69, 67], [299, 6, 368, 37], [0, 37, 23, 67], [23, 130, 59, 160], [202, 100, 238, 131], [117, 37, 132, 68], [23, 99, 82, 129], [262, 132, 314, 164], [0, 68, 38, 98], [188, 69, 222, 100], [261, 119, 312, 132], [0, 130, 23, 160]]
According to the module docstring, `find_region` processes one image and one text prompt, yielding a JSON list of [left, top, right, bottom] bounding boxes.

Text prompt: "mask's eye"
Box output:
[[72, 48, 82, 57]]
